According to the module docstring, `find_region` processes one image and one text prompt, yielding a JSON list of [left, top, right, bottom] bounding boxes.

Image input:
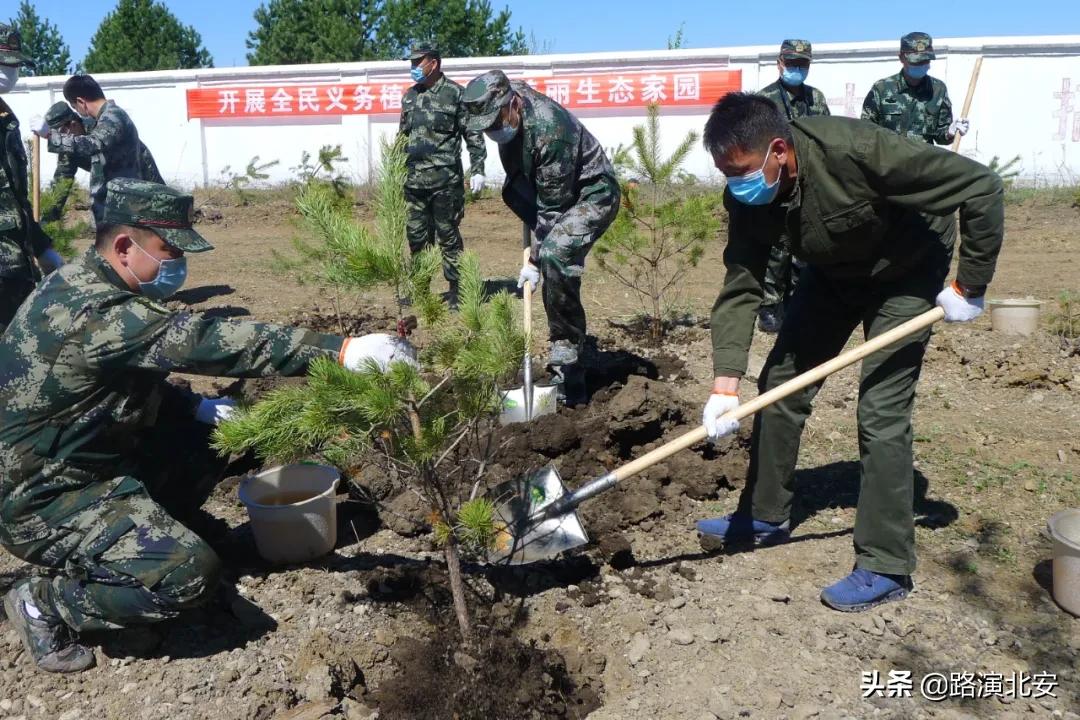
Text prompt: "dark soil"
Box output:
[[372, 629, 602, 720]]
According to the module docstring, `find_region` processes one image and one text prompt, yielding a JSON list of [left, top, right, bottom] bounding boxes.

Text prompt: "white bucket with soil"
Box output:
[[238, 464, 340, 564], [987, 299, 1041, 336], [1047, 508, 1080, 617]]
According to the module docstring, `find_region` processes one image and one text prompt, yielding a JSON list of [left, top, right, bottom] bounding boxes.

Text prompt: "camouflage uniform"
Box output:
[[0, 179, 343, 635], [42, 102, 164, 223], [47, 99, 144, 222], [462, 70, 620, 367], [862, 32, 957, 267], [0, 26, 53, 333], [757, 39, 830, 319], [399, 46, 486, 292]]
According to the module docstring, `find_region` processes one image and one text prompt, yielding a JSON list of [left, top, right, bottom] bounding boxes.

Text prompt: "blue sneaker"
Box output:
[[696, 513, 790, 550], [820, 568, 913, 612]]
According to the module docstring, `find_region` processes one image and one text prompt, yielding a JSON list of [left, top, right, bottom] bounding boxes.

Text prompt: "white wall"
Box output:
[[7, 35, 1080, 188]]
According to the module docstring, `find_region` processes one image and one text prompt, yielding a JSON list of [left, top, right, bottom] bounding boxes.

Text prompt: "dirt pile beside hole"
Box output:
[[372, 631, 601, 720]]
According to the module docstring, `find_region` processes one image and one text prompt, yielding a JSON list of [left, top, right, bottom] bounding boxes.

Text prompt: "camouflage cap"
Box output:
[[0, 23, 34, 68], [404, 42, 439, 61], [462, 70, 514, 133], [900, 32, 935, 63], [102, 178, 213, 253], [780, 39, 812, 61], [44, 102, 79, 130]]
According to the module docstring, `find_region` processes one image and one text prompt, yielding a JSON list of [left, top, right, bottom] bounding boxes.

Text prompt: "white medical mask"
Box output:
[[0, 65, 19, 94]]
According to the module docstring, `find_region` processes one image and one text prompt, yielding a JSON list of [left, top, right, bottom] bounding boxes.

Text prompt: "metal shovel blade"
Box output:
[[498, 383, 557, 425], [487, 466, 588, 564]]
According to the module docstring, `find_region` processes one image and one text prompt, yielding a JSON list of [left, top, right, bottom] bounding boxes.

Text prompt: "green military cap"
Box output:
[[403, 42, 439, 61], [900, 32, 935, 62], [462, 70, 514, 133], [44, 102, 79, 130], [780, 39, 812, 61], [102, 178, 213, 253], [0, 23, 34, 69]]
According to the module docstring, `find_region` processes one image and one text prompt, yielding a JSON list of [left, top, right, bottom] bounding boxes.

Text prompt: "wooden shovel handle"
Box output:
[[951, 56, 982, 153], [32, 135, 41, 222], [611, 306, 946, 482]]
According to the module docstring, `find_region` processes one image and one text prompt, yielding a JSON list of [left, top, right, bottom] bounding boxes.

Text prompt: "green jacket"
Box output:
[[0, 248, 343, 545], [497, 81, 620, 249], [758, 79, 831, 120], [861, 71, 953, 145], [399, 74, 486, 190], [710, 116, 1004, 377], [0, 99, 51, 282]]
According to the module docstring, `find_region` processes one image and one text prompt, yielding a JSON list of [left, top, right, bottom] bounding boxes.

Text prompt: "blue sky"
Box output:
[[19, 0, 1080, 70]]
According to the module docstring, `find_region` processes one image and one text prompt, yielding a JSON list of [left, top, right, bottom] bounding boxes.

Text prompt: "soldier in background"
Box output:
[[32, 74, 146, 223], [462, 70, 620, 407], [1, 179, 416, 673], [755, 39, 830, 333], [40, 101, 164, 224], [399, 43, 487, 306], [0, 23, 63, 332], [862, 32, 970, 276]]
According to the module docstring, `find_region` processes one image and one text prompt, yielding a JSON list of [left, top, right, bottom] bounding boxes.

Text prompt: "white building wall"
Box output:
[[7, 35, 1080, 188]]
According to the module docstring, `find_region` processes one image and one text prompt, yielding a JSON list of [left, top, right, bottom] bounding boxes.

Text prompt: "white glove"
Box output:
[[30, 116, 50, 138], [340, 333, 419, 372], [948, 118, 969, 137], [469, 174, 485, 193], [36, 249, 64, 273], [195, 396, 237, 425], [703, 392, 740, 441], [517, 261, 540, 291], [935, 281, 984, 322]]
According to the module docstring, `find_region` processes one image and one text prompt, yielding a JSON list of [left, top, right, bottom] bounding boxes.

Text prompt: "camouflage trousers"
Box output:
[[1, 231, 40, 333], [405, 183, 465, 286], [537, 200, 620, 354], [2, 415, 229, 632], [0, 275, 35, 334]]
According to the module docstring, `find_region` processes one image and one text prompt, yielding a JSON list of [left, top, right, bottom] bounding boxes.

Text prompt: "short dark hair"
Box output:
[[63, 74, 105, 105], [702, 92, 794, 158], [95, 223, 148, 250]]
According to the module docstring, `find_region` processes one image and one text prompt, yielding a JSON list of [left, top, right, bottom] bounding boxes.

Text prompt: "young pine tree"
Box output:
[[594, 103, 721, 343], [215, 139, 524, 640]]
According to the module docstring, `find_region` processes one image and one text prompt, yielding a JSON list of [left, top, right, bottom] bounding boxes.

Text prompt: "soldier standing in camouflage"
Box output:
[[0, 178, 416, 673], [40, 101, 165, 224], [756, 39, 830, 334], [0, 24, 63, 333], [862, 32, 970, 279], [31, 74, 147, 223], [399, 43, 487, 306], [462, 70, 620, 406]]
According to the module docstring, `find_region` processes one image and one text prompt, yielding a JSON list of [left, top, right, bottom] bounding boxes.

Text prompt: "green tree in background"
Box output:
[[246, 0, 384, 65], [8, 1, 71, 76], [376, 0, 528, 59], [246, 0, 527, 66], [83, 0, 213, 73]]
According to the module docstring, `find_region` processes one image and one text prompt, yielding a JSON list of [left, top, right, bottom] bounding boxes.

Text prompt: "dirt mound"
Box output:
[[372, 631, 601, 720]]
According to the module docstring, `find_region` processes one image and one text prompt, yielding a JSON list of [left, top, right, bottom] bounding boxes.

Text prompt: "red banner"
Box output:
[[186, 69, 741, 119]]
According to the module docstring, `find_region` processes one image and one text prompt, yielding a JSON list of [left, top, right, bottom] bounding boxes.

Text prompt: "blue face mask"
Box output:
[[485, 123, 519, 144], [127, 241, 187, 299], [905, 63, 930, 80], [726, 143, 782, 206], [781, 66, 808, 87]]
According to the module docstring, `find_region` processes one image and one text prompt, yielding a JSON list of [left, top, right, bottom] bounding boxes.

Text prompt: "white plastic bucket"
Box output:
[[1047, 508, 1080, 617], [987, 299, 1041, 336], [238, 464, 340, 564]]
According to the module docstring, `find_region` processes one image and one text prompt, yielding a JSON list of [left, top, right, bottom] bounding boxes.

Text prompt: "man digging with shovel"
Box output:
[[696, 93, 1004, 611], [461, 70, 620, 407]]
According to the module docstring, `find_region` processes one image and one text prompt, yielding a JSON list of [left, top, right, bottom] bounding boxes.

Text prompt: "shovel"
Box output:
[[487, 306, 946, 564], [499, 228, 557, 425]]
